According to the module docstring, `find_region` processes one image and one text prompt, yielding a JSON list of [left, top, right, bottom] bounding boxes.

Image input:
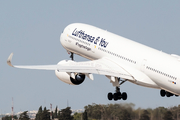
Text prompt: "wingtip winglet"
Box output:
[[7, 53, 14, 67]]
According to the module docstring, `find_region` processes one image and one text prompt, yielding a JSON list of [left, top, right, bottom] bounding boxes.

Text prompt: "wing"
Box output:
[[7, 53, 133, 80], [7, 53, 159, 88], [7, 53, 58, 70]]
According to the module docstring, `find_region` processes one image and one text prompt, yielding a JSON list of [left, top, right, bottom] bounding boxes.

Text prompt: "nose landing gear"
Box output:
[[69, 52, 74, 61]]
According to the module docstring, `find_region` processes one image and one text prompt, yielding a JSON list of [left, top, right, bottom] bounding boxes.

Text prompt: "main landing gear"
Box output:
[[108, 87, 127, 101], [160, 89, 179, 97], [108, 78, 127, 101]]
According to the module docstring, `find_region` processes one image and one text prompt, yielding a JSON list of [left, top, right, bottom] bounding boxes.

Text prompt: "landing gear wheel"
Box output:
[[117, 92, 121, 100], [160, 90, 166, 97], [114, 93, 118, 101], [108, 92, 113, 100], [166, 92, 171, 97], [122, 92, 127, 100]]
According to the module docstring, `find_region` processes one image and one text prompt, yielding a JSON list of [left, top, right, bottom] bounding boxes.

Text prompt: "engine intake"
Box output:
[[70, 74, 85, 85]]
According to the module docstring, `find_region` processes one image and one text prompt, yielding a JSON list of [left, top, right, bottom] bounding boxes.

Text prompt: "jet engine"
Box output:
[[55, 60, 86, 85]]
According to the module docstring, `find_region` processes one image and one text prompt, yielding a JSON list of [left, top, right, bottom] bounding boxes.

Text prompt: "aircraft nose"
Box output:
[[60, 32, 67, 49]]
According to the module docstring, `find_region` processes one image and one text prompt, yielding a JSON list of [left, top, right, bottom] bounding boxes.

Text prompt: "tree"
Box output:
[[163, 110, 174, 120], [84, 103, 134, 120], [35, 106, 50, 120], [2, 115, 18, 120], [170, 105, 180, 120], [152, 107, 167, 120], [73, 112, 82, 120], [84, 103, 101, 119], [2, 115, 11, 120], [19, 111, 30, 120], [41, 107, 50, 120], [83, 110, 88, 120], [54, 106, 58, 118], [139, 110, 150, 120], [35, 106, 43, 120], [57, 110, 61, 119], [59, 107, 73, 120], [119, 109, 131, 120]]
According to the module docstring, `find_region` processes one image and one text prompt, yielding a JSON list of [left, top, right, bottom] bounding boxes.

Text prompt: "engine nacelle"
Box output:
[[70, 73, 85, 85], [55, 60, 86, 85]]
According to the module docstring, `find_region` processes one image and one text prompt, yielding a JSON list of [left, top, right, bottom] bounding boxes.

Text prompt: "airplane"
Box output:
[[7, 23, 180, 101]]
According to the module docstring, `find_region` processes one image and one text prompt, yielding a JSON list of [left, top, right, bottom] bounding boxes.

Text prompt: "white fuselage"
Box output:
[[60, 23, 180, 95]]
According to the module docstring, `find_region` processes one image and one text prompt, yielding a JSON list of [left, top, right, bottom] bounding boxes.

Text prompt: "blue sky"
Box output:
[[1, 1, 180, 114]]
